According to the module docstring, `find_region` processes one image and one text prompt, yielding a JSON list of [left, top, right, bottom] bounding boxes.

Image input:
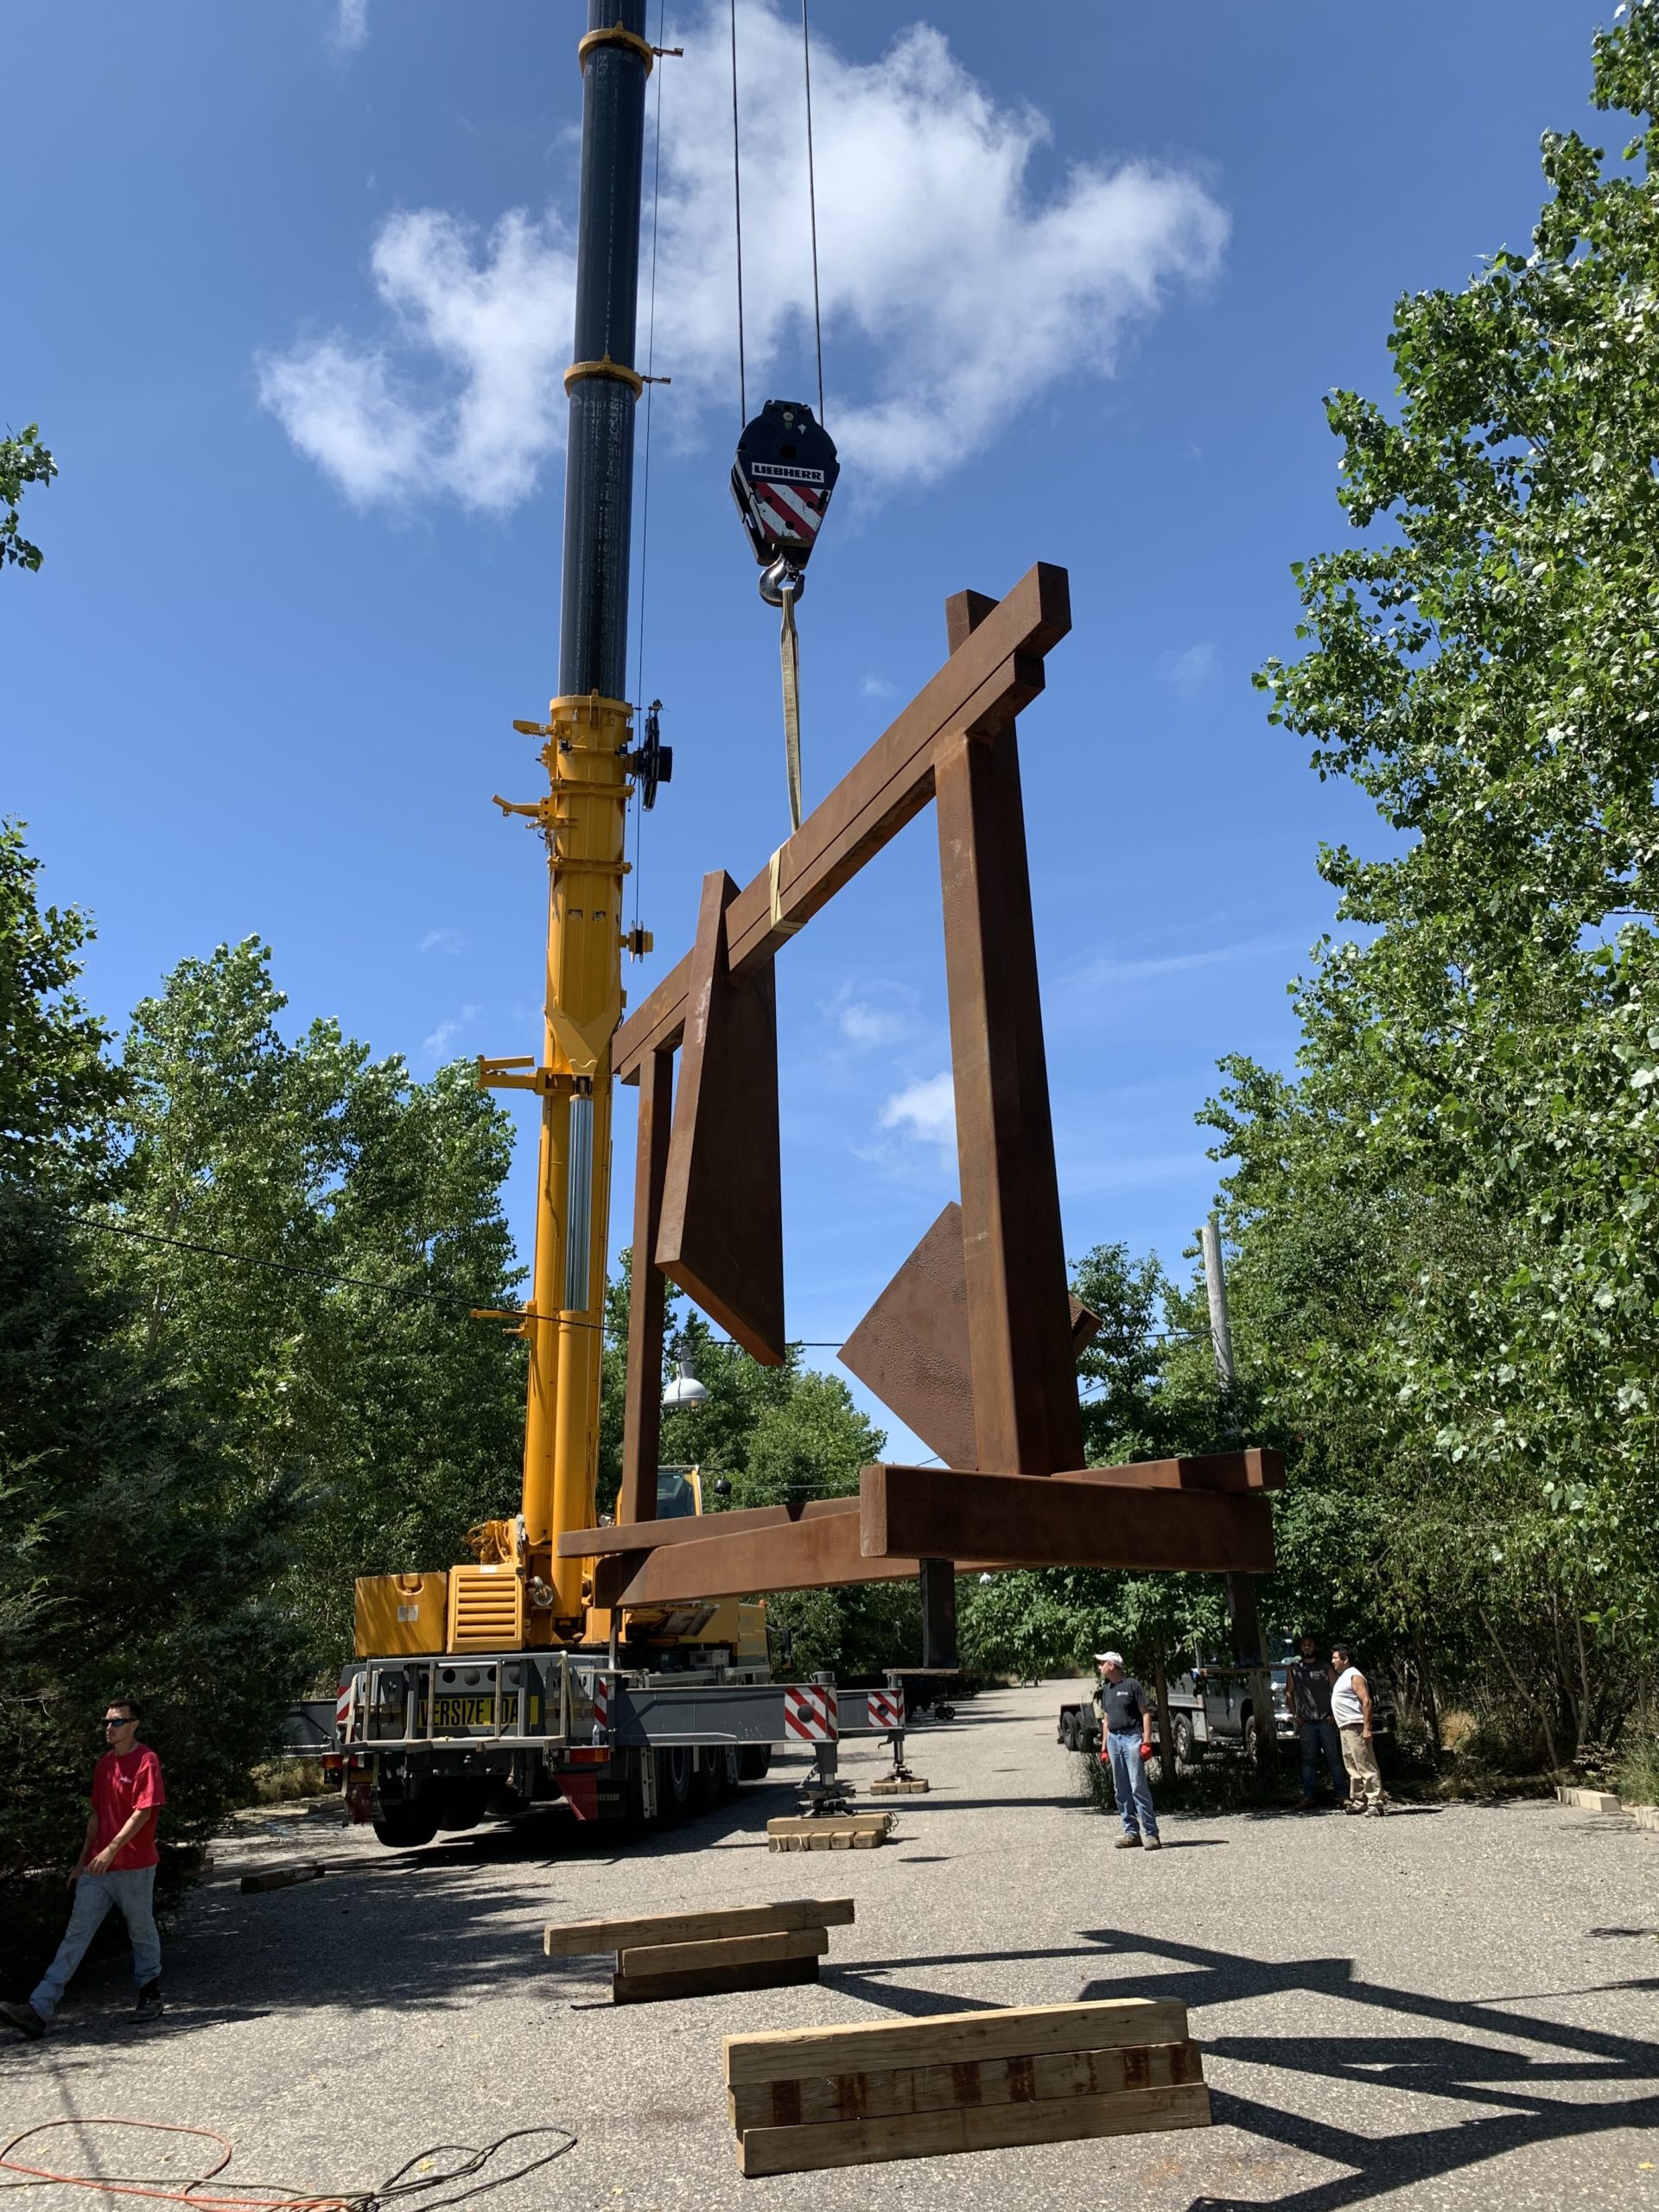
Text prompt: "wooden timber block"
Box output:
[[725, 1998, 1210, 2177], [868, 1777, 930, 1796], [729, 2037, 1205, 2133], [768, 1827, 882, 1852], [735, 2081, 1211, 2177], [238, 1862, 325, 1894], [614, 1953, 822, 2006], [766, 1813, 889, 1852], [543, 1896, 854, 1959], [724, 1997, 1190, 2085], [621, 1928, 829, 1979], [614, 1937, 827, 2008]]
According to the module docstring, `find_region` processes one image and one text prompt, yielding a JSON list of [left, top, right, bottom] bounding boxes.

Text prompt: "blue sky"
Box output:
[[9, 1, 1612, 1456]]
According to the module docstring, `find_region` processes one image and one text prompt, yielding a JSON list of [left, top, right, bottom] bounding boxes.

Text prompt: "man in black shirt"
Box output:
[[1094, 1652, 1160, 1849], [1287, 1633, 1347, 1809]]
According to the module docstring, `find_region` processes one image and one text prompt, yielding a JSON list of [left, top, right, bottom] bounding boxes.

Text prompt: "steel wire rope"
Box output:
[[728, 0, 747, 424], [53, 1211, 601, 1333], [801, 0, 825, 424], [629, 0, 667, 951]]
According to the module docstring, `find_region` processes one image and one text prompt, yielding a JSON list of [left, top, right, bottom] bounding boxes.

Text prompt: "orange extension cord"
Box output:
[[0, 2120, 578, 2212]]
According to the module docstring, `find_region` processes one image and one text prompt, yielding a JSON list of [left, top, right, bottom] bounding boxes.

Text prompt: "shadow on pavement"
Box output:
[[1062, 1924, 1659, 2212]]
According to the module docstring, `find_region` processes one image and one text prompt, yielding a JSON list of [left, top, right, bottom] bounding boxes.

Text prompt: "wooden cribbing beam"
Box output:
[[543, 1896, 854, 1958], [613, 563, 1071, 1082], [735, 2083, 1210, 2177], [728, 2039, 1202, 2133], [620, 1928, 828, 1978], [724, 1996, 1187, 2084], [724, 1997, 1211, 2177]]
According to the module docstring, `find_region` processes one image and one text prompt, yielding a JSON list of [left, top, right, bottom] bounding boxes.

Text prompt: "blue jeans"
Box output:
[[1300, 1719, 1347, 1801], [1105, 1729, 1159, 1839], [30, 1866, 161, 2018]]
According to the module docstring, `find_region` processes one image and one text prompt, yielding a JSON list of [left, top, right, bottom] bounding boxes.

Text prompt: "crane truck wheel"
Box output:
[[738, 1745, 772, 1781], [1172, 1714, 1195, 1771], [372, 1802, 440, 1849], [690, 1747, 722, 1813], [654, 1745, 694, 1822]]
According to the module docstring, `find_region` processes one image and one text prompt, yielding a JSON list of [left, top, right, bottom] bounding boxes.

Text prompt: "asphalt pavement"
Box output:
[[3, 1681, 1657, 2211]]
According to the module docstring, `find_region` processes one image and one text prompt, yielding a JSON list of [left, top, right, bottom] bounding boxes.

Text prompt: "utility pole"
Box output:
[[1201, 1216, 1275, 1764]]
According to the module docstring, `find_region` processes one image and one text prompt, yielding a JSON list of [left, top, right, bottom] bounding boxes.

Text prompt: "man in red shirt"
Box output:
[[1, 1697, 166, 2039]]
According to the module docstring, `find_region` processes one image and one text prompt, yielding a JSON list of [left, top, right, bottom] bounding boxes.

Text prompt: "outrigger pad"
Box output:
[[656, 869, 786, 1364], [839, 1201, 1101, 1471]]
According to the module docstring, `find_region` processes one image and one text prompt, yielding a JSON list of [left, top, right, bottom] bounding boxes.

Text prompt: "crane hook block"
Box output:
[[731, 399, 838, 604]]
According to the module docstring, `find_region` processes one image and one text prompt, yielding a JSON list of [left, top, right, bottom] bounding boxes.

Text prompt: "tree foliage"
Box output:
[[1207, 3, 1659, 1761], [1, 424, 56, 572]]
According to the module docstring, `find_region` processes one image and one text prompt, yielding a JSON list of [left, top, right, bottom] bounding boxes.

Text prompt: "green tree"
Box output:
[[1, 425, 56, 572], [109, 939, 526, 1669], [1209, 2, 1659, 1760], [0, 822, 124, 1185]]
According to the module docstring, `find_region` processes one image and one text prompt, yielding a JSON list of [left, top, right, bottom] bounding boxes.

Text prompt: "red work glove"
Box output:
[[1138, 1741, 1153, 1761]]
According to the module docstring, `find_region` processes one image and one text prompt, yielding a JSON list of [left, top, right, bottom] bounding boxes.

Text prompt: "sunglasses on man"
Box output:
[[103, 1716, 136, 1730]]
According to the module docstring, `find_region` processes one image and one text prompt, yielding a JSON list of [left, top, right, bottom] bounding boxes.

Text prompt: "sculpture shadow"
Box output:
[[1071, 1923, 1659, 2212]]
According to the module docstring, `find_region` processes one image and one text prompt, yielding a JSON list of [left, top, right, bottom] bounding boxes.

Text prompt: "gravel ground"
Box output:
[[3, 1681, 1658, 2212]]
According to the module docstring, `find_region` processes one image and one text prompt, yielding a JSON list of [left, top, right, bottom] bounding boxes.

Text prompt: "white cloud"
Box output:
[[332, 0, 369, 53], [419, 926, 469, 956], [1160, 641, 1218, 698], [824, 978, 916, 1049], [257, 210, 575, 511], [423, 1002, 480, 1059], [861, 674, 897, 701], [260, 1, 1228, 513], [878, 1071, 956, 1158], [1066, 933, 1307, 995]]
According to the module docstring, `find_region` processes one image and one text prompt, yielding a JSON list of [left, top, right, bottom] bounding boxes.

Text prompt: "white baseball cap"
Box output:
[[1095, 1650, 1124, 1668]]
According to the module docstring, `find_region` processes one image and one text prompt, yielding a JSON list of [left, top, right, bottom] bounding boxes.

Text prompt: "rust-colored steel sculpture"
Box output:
[[610, 563, 1278, 1599], [655, 869, 785, 1364]]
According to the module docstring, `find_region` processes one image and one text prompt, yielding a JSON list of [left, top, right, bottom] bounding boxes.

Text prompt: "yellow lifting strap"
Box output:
[[779, 587, 804, 836]]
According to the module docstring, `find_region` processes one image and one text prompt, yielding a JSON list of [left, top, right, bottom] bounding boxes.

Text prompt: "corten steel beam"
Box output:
[[655, 871, 785, 1363], [594, 1507, 922, 1609], [617, 1046, 674, 1526], [935, 588, 1082, 1477], [588, 1455, 1276, 1604], [1070, 1448, 1285, 1494], [559, 1495, 860, 1560], [860, 1465, 1276, 1576], [613, 563, 1071, 1082], [839, 1200, 1100, 1471]]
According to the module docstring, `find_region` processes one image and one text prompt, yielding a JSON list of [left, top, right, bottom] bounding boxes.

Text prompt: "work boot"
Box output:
[[1365, 1804, 1385, 1820], [129, 1981, 165, 2024], [0, 2001, 46, 2041], [1114, 1833, 1142, 1849], [1297, 1797, 1318, 1811], [1141, 1836, 1163, 1852]]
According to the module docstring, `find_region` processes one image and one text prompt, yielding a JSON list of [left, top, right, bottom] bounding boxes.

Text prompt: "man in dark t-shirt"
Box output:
[[1287, 1635, 1347, 1808], [1094, 1652, 1160, 1849]]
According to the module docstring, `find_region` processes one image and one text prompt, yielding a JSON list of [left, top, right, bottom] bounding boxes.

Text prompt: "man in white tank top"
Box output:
[[1331, 1643, 1384, 1815]]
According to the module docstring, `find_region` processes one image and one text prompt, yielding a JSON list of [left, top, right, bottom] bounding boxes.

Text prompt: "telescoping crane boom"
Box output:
[[334, 3, 879, 1847]]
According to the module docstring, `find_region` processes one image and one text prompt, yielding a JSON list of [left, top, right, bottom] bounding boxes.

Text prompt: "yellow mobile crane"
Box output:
[[335, 3, 818, 1847]]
